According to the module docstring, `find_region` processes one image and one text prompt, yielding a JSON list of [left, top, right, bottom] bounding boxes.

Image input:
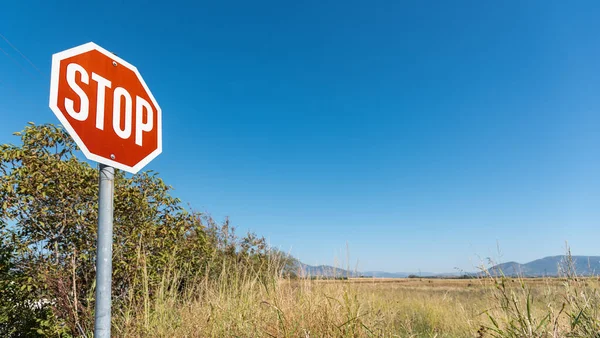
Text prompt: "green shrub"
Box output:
[[0, 123, 284, 336]]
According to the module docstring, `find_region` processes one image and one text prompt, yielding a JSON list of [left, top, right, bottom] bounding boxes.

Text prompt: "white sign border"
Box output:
[[49, 42, 162, 174]]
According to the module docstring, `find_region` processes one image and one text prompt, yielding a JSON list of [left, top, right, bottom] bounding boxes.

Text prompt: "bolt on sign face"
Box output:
[[49, 42, 162, 174]]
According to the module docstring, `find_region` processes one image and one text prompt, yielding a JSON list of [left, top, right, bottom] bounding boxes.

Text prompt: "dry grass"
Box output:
[[106, 248, 600, 338], [110, 262, 600, 338]]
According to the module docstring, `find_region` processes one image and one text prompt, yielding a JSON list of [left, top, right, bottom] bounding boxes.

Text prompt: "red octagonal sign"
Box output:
[[49, 42, 162, 174]]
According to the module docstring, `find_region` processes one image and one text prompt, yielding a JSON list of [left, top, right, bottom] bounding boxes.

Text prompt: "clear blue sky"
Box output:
[[1, 1, 599, 273]]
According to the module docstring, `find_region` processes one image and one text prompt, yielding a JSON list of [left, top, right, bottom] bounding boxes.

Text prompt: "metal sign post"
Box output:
[[94, 164, 115, 338]]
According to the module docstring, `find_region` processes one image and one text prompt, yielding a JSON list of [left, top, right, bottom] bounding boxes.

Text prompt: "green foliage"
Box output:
[[0, 222, 52, 337], [0, 123, 280, 336]]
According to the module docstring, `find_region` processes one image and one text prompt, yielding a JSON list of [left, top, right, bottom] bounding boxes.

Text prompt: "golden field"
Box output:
[[114, 263, 600, 337]]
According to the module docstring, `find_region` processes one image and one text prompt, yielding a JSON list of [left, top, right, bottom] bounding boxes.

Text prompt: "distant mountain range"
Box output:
[[298, 264, 359, 278], [297, 263, 459, 278], [298, 256, 600, 278], [488, 255, 600, 277]]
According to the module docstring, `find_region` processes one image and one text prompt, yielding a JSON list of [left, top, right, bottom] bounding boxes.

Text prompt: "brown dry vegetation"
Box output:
[[115, 260, 600, 338]]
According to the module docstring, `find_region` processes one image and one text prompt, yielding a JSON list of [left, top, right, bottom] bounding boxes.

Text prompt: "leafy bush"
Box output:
[[0, 222, 55, 337], [0, 123, 286, 336]]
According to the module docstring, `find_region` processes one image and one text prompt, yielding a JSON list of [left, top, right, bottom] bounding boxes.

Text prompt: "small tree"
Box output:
[[0, 123, 287, 336], [0, 123, 211, 335]]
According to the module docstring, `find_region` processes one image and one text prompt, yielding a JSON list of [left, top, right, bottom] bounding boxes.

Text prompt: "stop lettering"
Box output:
[[64, 63, 153, 147]]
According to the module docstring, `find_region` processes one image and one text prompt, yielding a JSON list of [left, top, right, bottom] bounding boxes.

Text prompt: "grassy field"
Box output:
[[114, 261, 600, 337]]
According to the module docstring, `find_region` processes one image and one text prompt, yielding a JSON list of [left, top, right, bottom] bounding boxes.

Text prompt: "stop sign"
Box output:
[[49, 42, 162, 174]]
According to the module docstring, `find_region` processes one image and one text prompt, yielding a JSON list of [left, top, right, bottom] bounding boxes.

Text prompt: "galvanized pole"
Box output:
[[94, 164, 115, 338]]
